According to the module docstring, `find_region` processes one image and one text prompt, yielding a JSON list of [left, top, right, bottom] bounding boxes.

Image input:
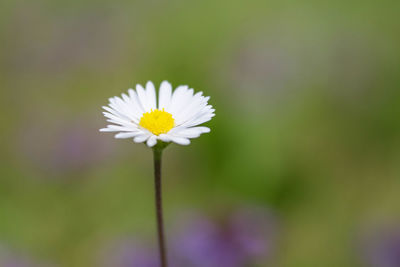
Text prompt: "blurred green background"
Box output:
[[1, 0, 400, 266]]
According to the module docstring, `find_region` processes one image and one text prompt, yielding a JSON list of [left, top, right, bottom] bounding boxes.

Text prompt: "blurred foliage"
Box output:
[[0, 0, 400, 266]]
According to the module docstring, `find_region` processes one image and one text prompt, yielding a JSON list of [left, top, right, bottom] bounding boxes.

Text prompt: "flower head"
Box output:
[[100, 81, 215, 147]]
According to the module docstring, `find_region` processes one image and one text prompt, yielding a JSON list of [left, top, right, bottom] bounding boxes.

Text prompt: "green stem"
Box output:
[[153, 146, 168, 267]]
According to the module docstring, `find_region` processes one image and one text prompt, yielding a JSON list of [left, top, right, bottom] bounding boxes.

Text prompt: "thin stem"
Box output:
[[153, 147, 168, 267]]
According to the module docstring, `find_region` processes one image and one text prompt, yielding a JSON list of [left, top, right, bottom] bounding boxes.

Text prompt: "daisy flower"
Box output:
[[100, 81, 215, 147], [99, 80, 215, 267]]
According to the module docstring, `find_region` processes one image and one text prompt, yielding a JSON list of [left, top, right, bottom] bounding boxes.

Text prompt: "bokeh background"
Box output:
[[1, 0, 400, 266]]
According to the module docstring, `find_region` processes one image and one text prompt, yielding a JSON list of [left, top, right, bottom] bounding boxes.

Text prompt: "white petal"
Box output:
[[174, 131, 200, 138], [100, 125, 138, 132], [112, 96, 140, 121], [102, 106, 122, 117], [136, 84, 150, 112], [102, 105, 136, 123], [166, 85, 189, 114], [180, 107, 215, 128], [134, 134, 150, 143], [146, 81, 157, 110], [170, 126, 210, 138], [158, 81, 172, 110], [174, 95, 210, 125], [181, 116, 213, 128], [181, 126, 211, 134], [107, 99, 129, 119], [178, 115, 212, 129], [170, 136, 191, 145], [158, 134, 171, 142], [121, 93, 131, 104], [171, 88, 194, 116], [115, 132, 143, 139], [121, 92, 143, 119], [106, 119, 133, 126], [146, 136, 157, 147], [128, 88, 145, 113], [100, 128, 113, 132], [103, 112, 137, 125], [197, 126, 211, 133]]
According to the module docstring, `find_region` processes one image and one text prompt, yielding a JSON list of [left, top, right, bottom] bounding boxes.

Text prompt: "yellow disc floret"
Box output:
[[139, 109, 174, 135]]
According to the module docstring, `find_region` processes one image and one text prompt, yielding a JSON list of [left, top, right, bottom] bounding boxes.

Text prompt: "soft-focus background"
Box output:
[[1, 0, 400, 266]]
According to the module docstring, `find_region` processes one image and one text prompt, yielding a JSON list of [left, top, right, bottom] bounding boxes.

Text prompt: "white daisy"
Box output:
[[100, 81, 215, 147]]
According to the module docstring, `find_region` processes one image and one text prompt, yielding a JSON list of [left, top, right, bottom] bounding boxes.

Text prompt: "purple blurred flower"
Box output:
[[361, 226, 400, 267], [102, 206, 278, 267], [172, 215, 243, 267], [173, 207, 277, 267]]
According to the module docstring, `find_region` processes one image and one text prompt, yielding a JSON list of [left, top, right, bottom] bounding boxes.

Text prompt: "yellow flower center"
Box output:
[[139, 109, 174, 135]]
